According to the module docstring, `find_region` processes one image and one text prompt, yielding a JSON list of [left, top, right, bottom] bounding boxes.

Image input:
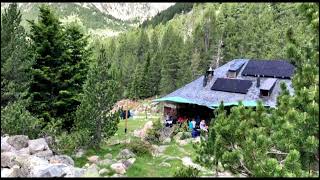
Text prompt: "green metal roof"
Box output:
[[154, 96, 263, 109], [153, 96, 215, 109], [210, 100, 260, 107]]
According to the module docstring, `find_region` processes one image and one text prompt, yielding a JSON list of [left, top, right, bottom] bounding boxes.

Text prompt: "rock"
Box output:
[[75, 149, 85, 158], [163, 156, 181, 162], [111, 173, 125, 177], [83, 163, 90, 169], [50, 155, 74, 166], [87, 156, 99, 164], [99, 168, 110, 175], [63, 166, 85, 177], [7, 135, 29, 150], [34, 150, 53, 160], [173, 132, 184, 142], [83, 164, 99, 177], [104, 153, 112, 159], [28, 138, 49, 154], [98, 159, 114, 166], [44, 136, 53, 148], [122, 158, 136, 169], [177, 139, 189, 146], [116, 149, 135, 159], [110, 162, 126, 175], [181, 156, 207, 172], [17, 147, 30, 155], [1, 151, 17, 168], [30, 163, 68, 177], [1, 168, 14, 177], [15, 154, 49, 171], [159, 162, 171, 167], [152, 145, 168, 157], [1, 137, 15, 152], [162, 137, 171, 144], [192, 136, 201, 143], [134, 121, 153, 139]]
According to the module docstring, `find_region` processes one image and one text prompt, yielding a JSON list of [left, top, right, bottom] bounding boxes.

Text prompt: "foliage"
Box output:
[[53, 129, 90, 154], [75, 44, 120, 149], [145, 118, 163, 144], [27, 5, 90, 131], [140, 3, 194, 28], [126, 138, 152, 156], [1, 3, 34, 107], [1, 100, 43, 139], [180, 132, 192, 140], [173, 166, 200, 177]]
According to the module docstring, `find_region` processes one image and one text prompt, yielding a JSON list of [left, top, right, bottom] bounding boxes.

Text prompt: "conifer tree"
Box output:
[[75, 45, 120, 149], [27, 5, 90, 130], [1, 3, 33, 107]]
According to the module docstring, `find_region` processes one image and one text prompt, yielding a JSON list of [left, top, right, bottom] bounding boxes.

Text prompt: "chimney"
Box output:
[[256, 75, 260, 87]]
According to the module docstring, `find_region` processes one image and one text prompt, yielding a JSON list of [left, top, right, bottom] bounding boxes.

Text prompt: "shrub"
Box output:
[[1, 100, 43, 139], [126, 138, 152, 156], [180, 132, 192, 140], [145, 118, 163, 144], [174, 166, 200, 177]]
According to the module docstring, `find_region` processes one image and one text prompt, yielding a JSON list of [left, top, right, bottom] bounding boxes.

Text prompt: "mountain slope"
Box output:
[[1, 3, 174, 36]]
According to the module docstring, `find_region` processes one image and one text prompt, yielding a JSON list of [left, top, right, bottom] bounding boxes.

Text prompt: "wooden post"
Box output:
[[125, 100, 128, 134]]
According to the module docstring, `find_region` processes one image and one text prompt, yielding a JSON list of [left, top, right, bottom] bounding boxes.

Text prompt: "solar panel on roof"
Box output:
[[211, 78, 252, 94], [241, 60, 295, 79]]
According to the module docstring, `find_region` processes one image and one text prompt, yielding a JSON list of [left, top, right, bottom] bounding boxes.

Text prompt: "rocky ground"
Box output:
[[1, 120, 238, 177]]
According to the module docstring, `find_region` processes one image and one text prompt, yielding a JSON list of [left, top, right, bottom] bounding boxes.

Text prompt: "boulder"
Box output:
[[1, 168, 14, 177], [28, 138, 49, 154], [177, 139, 189, 146], [159, 162, 171, 167], [104, 153, 112, 159], [1, 137, 15, 152], [16, 147, 30, 155], [162, 137, 171, 144], [7, 135, 29, 150], [152, 145, 168, 157], [83, 164, 99, 177], [34, 150, 53, 160], [75, 149, 85, 158], [121, 158, 136, 169], [110, 162, 126, 175], [15, 154, 49, 170], [1, 152, 17, 168], [173, 132, 184, 142], [116, 149, 135, 159], [134, 121, 153, 139], [99, 168, 110, 175], [50, 155, 74, 166], [63, 166, 85, 177], [98, 159, 114, 166], [29, 163, 68, 177], [87, 155, 99, 164]]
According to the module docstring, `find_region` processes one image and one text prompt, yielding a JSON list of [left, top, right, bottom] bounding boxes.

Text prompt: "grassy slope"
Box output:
[[73, 116, 204, 177]]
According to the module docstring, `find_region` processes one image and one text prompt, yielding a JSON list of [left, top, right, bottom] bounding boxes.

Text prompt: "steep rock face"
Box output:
[[89, 3, 174, 22]]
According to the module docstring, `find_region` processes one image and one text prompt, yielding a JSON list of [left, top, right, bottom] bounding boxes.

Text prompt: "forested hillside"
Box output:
[[1, 2, 318, 177], [140, 3, 194, 28]]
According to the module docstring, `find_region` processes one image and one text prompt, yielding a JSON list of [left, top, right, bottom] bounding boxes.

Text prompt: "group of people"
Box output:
[[165, 113, 209, 138]]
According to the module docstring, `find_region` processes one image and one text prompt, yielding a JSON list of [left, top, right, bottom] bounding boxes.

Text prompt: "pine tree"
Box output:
[[160, 25, 182, 95], [27, 5, 90, 130], [1, 3, 33, 107], [148, 31, 162, 96], [75, 45, 120, 149]]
